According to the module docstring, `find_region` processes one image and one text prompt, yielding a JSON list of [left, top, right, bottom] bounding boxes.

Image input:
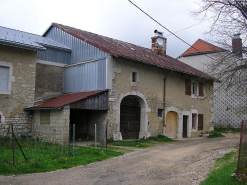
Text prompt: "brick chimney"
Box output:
[[151, 30, 167, 56], [232, 33, 242, 58]]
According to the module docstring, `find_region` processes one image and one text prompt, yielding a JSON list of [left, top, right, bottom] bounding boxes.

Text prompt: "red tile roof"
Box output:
[[49, 23, 215, 81], [27, 90, 107, 109], [182, 39, 224, 56]]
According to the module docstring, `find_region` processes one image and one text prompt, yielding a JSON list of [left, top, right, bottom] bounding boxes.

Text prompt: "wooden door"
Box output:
[[120, 96, 140, 140], [166, 111, 177, 138]]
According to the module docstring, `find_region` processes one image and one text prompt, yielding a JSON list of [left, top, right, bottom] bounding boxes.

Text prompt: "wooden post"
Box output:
[[237, 120, 244, 174], [73, 124, 75, 157]]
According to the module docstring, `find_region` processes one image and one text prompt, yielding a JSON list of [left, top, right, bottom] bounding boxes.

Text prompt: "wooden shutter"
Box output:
[[199, 82, 204, 97], [0, 66, 9, 92], [198, 114, 203, 130], [185, 79, 191, 95]]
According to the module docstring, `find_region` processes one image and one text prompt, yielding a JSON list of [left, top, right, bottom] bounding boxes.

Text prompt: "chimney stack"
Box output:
[[151, 30, 167, 56], [232, 33, 242, 58]]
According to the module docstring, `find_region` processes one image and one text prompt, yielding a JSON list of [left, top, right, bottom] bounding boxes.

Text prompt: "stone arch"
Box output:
[[116, 91, 150, 139]]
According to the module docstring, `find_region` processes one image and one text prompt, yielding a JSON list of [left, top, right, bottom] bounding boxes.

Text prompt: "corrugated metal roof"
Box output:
[[0, 25, 71, 51], [181, 39, 225, 56], [49, 23, 215, 81], [26, 90, 107, 109]]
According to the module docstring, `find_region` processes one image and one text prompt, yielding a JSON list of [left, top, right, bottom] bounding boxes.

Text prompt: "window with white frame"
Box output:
[[192, 81, 197, 96], [192, 113, 197, 129], [0, 66, 9, 92]]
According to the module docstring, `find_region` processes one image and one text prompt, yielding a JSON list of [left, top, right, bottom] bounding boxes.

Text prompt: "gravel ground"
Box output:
[[0, 134, 240, 185]]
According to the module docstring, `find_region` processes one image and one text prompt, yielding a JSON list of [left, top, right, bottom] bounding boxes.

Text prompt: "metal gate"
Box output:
[[120, 96, 140, 140]]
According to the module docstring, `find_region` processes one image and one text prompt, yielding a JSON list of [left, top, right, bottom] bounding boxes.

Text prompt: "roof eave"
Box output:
[[0, 39, 46, 51]]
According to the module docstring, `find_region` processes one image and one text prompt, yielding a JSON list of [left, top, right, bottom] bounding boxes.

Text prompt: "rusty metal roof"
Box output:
[[181, 39, 225, 56], [26, 90, 107, 109], [49, 23, 215, 81]]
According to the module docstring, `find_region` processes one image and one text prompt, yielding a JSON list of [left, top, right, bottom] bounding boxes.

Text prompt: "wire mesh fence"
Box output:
[[237, 120, 247, 174], [0, 122, 109, 167]]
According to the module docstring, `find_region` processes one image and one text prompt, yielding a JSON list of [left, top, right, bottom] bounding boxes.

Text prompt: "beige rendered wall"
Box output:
[[107, 56, 213, 140], [31, 108, 70, 145], [107, 57, 166, 139], [165, 72, 214, 138], [0, 45, 36, 137]]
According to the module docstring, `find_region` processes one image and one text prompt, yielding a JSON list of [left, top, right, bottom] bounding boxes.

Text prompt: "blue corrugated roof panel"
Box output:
[[0, 26, 71, 51]]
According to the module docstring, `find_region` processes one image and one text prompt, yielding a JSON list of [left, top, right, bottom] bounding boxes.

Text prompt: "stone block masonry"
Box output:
[[0, 45, 36, 138]]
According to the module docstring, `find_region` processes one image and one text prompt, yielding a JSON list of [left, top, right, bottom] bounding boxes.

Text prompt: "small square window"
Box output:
[[158, 109, 164, 117], [132, 72, 137, 82]]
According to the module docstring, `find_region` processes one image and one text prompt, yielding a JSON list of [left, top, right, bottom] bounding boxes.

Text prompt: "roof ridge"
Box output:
[[52, 23, 152, 50]]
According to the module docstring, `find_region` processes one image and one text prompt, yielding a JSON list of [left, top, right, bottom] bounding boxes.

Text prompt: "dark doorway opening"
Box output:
[[120, 96, 140, 140], [183, 116, 188, 138], [70, 109, 91, 141]]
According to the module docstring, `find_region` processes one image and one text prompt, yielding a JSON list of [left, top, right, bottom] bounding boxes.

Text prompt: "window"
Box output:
[[0, 66, 9, 92], [158, 109, 164, 117], [199, 82, 204, 97], [192, 81, 197, 95], [192, 114, 197, 129], [40, 110, 50, 124], [198, 114, 203, 130], [132, 72, 137, 82]]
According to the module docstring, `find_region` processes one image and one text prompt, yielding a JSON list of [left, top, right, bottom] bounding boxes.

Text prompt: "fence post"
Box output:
[[237, 120, 244, 174], [68, 124, 71, 157], [11, 124, 15, 166], [95, 124, 97, 149], [73, 124, 75, 157], [35, 125, 37, 152], [106, 120, 108, 151]]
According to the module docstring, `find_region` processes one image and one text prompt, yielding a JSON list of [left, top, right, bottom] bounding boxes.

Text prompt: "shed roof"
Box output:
[[45, 23, 215, 81], [26, 90, 107, 109], [181, 39, 225, 56], [0, 25, 71, 51]]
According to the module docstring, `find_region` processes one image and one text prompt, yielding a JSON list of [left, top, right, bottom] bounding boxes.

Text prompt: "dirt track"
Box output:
[[0, 134, 240, 185]]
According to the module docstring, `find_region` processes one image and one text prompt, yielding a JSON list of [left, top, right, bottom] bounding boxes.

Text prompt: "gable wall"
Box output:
[[44, 27, 109, 64]]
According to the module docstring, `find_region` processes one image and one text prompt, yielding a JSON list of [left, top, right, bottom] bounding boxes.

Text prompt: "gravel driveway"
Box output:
[[0, 134, 239, 185]]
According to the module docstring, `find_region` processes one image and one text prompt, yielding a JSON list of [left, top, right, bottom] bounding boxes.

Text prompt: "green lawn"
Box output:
[[200, 151, 245, 185], [0, 138, 123, 175], [108, 135, 176, 148]]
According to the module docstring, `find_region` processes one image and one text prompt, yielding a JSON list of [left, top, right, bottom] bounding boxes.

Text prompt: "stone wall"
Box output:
[[0, 45, 36, 138], [35, 62, 63, 101], [106, 56, 213, 140], [31, 108, 70, 145]]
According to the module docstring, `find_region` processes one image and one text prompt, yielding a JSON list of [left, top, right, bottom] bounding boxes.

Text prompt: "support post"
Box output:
[[35, 125, 37, 151]]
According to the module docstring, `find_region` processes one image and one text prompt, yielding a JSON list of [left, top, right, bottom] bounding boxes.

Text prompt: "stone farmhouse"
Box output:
[[178, 36, 246, 128], [0, 23, 215, 144]]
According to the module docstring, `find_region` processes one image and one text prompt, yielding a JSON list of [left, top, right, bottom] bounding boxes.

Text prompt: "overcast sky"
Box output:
[[0, 0, 211, 58]]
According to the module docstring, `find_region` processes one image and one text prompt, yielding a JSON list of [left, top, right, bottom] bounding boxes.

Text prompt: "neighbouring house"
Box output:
[[0, 26, 70, 137], [22, 23, 216, 144], [178, 36, 247, 128]]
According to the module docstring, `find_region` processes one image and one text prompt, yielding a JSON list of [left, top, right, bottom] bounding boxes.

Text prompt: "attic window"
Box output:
[[132, 72, 137, 82], [131, 48, 135, 50]]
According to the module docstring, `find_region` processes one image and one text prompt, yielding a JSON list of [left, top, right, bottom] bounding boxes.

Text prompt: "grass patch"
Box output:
[[0, 138, 123, 175], [200, 151, 243, 185], [108, 135, 176, 148], [206, 131, 225, 138], [215, 128, 241, 134]]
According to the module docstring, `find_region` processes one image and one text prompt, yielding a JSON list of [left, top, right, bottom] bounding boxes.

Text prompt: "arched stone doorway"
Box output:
[[120, 96, 140, 140], [166, 111, 178, 138]]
